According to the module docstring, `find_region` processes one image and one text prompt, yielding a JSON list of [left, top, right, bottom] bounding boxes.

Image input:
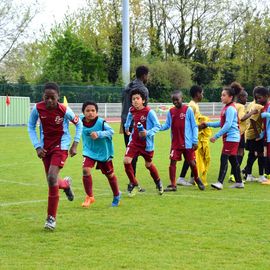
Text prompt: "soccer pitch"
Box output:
[[1, 124, 270, 269]]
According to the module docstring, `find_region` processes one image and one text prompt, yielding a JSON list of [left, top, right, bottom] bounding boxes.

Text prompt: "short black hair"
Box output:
[[130, 89, 146, 102], [190, 85, 202, 98], [44, 82, 60, 94], [253, 86, 269, 97], [82, 101, 98, 112], [136, 65, 149, 79]]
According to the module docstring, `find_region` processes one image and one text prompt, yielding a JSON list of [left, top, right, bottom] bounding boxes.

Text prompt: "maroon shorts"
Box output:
[[170, 148, 195, 162], [267, 142, 270, 157], [125, 144, 154, 162], [83, 156, 114, 175], [42, 150, 68, 174], [222, 141, 239, 156]]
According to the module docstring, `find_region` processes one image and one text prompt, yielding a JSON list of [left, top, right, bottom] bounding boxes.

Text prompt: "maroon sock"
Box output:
[[147, 164, 160, 182], [106, 175, 119, 196], [169, 164, 176, 187], [83, 175, 93, 197], [47, 185, 59, 218], [124, 163, 138, 185], [190, 165, 199, 180], [58, 178, 69, 189]]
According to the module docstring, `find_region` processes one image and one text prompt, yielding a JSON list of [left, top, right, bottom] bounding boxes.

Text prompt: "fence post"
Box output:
[[213, 103, 215, 116], [104, 103, 107, 118]]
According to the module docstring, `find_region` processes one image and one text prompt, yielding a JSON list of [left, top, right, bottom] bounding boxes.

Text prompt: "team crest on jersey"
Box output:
[[140, 116, 146, 123], [55, 116, 64, 124], [73, 115, 79, 124], [179, 113, 186, 119]]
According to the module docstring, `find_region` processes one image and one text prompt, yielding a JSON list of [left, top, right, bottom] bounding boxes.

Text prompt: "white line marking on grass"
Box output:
[[0, 178, 43, 186], [0, 193, 111, 207]]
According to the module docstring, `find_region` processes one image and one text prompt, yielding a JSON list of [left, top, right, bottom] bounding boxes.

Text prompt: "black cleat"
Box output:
[[164, 184, 177, 192], [195, 177, 205, 191], [155, 180, 164, 195], [63, 176, 74, 201]]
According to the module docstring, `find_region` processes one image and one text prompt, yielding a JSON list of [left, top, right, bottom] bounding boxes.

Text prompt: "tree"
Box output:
[[0, 0, 38, 63]]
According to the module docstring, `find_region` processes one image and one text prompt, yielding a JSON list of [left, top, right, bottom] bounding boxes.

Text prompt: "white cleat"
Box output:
[[229, 182, 244, 188], [211, 182, 223, 190], [176, 177, 192, 186]]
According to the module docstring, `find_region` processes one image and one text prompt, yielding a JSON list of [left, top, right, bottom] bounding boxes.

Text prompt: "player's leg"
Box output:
[[228, 155, 244, 188], [82, 157, 95, 207]]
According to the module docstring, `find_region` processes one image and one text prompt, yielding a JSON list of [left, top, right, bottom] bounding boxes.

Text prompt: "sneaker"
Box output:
[[44, 215, 56, 231], [155, 180, 164, 195], [112, 192, 121, 207], [189, 177, 195, 185], [127, 183, 138, 197], [211, 182, 223, 190], [246, 175, 256, 182], [82, 195, 95, 207], [241, 169, 247, 180], [195, 178, 205, 191], [138, 185, 146, 192], [228, 174, 235, 183], [176, 177, 192, 186], [229, 182, 244, 188], [164, 184, 177, 192], [63, 176, 74, 201]]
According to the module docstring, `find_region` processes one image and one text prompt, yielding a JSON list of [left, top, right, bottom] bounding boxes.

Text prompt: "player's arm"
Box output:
[[96, 122, 114, 139], [124, 111, 133, 135], [66, 107, 83, 157], [145, 110, 161, 137], [213, 107, 234, 140], [206, 121, 221, 128], [160, 111, 172, 131], [187, 107, 198, 148]]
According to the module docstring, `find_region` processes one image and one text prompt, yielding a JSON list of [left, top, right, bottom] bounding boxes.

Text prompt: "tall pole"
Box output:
[[122, 0, 130, 87]]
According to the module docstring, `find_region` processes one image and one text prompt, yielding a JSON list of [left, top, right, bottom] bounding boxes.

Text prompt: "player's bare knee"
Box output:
[[145, 162, 152, 168], [83, 168, 91, 176], [47, 174, 57, 186]]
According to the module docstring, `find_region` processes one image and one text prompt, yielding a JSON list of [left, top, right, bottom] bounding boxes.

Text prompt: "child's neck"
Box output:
[[85, 116, 98, 123], [135, 105, 145, 110], [192, 98, 199, 103]]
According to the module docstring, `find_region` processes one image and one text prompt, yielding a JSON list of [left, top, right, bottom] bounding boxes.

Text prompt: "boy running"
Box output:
[[28, 82, 82, 230], [160, 91, 205, 191]]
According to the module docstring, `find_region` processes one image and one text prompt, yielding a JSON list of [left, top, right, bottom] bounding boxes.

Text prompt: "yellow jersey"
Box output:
[[235, 103, 246, 135], [188, 100, 200, 120]]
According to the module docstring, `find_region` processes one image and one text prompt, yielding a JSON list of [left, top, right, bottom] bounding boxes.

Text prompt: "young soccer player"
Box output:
[[203, 84, 244, 190], [177, 85, 204, 186], [124, 89, 163, 196], [28, 82, 82, 230], [254, 87, 270, 183], [80, 101, 121, 207], [160, 91, 205, 191]]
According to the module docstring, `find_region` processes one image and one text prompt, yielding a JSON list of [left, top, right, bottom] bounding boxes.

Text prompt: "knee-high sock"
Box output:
[[124, 163, 138, 185], [83, 175, 93, 197], [131, 156, 138, 176], [231, 155, 243, 175], [58, 178, 69, 189], [189, 163, 199, 180], [180, 160, 189, 178], [245, 152, 257, 174], [266, 157, 270, 175], [106, 175, 119, 196], [47, 185, 59, 218], [169, 164, 176, 187], [258, 156, 265, 175], [147, 164, 160, 182], [229, 155, 242, 183], [218, 154, 229, 184]]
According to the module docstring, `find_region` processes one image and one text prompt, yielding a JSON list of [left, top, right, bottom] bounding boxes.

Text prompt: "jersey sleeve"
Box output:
[[160, 111, 172, 131], [96, 122, 114, 139], [65, 107, 82, 142], [124, 110, 133, 130], [27, 105, 41, 149], [214, 107, 234, 139], [187, 107, 198, 145], [146, 110, 161, 137]]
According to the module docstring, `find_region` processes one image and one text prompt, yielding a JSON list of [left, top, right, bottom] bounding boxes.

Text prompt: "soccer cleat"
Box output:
[[195, 177, 205, 191], [229, 182, 244, 188], [164, 184, 177, 192], [228, 174, 235, 183], [138, 185, 146, 192], [176, 177, 192, 186], [82, 196, 95, 207], [112, 192, 121, 207], [63, 176, 74, 201], [211, 182, 223, 190], [127, 183, 138, 197], [44, 215, 56, 231], [246, 175, 257, 182], [155, 180, 164, 195]]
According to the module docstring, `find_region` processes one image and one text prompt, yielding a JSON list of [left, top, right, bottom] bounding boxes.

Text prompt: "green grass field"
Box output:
[[1, 124, 270, 269]]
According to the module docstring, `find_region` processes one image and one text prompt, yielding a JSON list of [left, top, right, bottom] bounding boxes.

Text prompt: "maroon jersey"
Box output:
[[170, 105, 188, 149]]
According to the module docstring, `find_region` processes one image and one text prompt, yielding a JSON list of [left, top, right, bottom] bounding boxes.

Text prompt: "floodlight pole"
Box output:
[[122, 0, 130, 87]]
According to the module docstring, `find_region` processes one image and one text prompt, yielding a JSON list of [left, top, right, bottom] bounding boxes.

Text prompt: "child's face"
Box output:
[[221, 90, 233, 104], [84, 105, 97, 120], [238, 93, 248, 105], [172, 94, 182, 108], [43, 89, 59, 109], [255, 94, 268, 106], [132, 94, 145, 109]]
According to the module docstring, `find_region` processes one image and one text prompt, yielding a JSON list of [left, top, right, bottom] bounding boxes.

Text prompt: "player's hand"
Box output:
[[251, 109, 258, 115], [139, 130, 147, 138], [199, 123, 207, 130], [69, 142, 78, 157], [210, 137, 216, 143], [36, 147, 47, 158], [90, 132, 98, 140], [125, 129, 131, 136], [192, 144, 198, 150]]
